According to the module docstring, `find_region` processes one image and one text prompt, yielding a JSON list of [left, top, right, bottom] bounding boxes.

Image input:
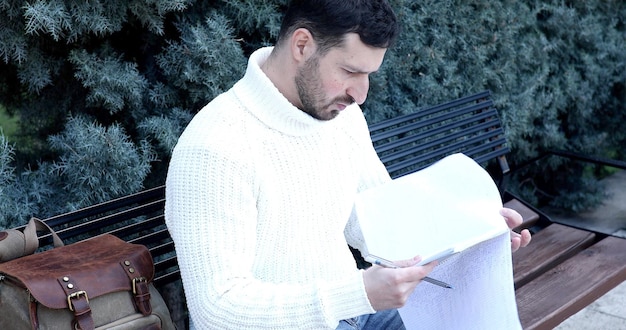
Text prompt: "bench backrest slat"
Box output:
[[42, 186, 165, 227], [378, 120, 504, 164], [368, 90, 492, 131], [371, 101, 496, 144], [108, 215, 165, 240], [374, 110, 500, 156], [48, 200, 164, 243], [371, 90, 509, 179]]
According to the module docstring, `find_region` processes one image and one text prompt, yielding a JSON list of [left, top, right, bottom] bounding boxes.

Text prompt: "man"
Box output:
[[165, 1, 532, 329]]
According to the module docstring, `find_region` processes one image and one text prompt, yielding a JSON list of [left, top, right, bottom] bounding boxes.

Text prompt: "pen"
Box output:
[[364, 255, 454, 289], [421, 276, 454, 289]]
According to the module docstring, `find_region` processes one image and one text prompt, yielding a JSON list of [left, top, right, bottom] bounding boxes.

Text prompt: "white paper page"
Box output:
[[355, 153, 507, 262], [399, 232, 522, 330]]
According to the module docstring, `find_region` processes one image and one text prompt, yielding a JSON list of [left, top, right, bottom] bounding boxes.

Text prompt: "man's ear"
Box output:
[[290, 28, 317, 63]]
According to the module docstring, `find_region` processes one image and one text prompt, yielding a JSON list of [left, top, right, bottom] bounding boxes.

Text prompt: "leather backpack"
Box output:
[[0, 218, 176, 330]]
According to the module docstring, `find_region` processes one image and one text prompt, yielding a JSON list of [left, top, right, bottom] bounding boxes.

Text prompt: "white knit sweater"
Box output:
[[165, 47, 391, 329]]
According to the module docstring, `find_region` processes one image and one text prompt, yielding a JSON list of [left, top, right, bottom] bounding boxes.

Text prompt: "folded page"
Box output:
[[355, 153, 507, 263]]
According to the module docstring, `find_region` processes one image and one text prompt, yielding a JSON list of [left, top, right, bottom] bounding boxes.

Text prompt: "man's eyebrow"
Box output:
[[344, 64, 378, 74]]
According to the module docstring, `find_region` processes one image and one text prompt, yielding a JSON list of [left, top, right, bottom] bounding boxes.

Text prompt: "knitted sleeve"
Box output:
[[341, 108, 392, 254], [165, 107, 373, 329]]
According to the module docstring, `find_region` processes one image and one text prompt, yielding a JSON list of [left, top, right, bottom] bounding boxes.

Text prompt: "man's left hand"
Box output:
[[500, 208, 532, 252]]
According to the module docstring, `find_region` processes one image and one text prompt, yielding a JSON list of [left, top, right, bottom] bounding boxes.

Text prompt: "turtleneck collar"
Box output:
[[232, 47, 329, 136]]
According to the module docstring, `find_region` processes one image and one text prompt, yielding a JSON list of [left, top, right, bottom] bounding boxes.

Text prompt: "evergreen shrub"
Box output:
[[0, 0, 624, 227]]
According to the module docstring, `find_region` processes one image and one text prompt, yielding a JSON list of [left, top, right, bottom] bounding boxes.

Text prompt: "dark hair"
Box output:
[[276, 0, 399, 54]]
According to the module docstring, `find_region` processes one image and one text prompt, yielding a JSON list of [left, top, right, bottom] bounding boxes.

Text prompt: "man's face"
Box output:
[[295, 33, 387, 121]]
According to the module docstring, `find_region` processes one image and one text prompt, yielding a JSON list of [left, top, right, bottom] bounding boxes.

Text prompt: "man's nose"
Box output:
[[346, 75, 370, 105]]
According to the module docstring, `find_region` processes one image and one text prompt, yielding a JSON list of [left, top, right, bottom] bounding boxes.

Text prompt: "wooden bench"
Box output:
[[510, 150, 626, 329], [11, 90, 626, 329], [368, 90, 626, 329]]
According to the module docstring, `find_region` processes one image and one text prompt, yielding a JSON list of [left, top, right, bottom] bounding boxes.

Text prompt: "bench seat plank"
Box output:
[[512, 223, 596, 287], [503, 198, 540, 229], [515, 236, 626, 329]]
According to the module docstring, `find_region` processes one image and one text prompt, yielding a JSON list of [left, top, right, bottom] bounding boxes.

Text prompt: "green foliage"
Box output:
[[47, 116, 155, 210], [0, 135, 21, 227], [156, 11, 247, 106], [20, 0, 192, 40], [138, 108, 193, 154], [0, 105, 19, 140], [221, 0, 285, 40], [0, 0, 624, 228], [502, 1, 626, 209], [70, 49, 148, 114]]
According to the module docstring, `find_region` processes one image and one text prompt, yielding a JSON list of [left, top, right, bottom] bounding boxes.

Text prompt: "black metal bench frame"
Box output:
[[16, 90, 626, 330]]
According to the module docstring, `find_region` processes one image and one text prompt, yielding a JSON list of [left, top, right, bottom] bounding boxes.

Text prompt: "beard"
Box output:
[[295, 55, 354, 121]]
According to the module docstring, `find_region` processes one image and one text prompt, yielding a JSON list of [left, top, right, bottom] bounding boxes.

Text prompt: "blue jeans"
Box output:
[[336, 309, 405, 330]]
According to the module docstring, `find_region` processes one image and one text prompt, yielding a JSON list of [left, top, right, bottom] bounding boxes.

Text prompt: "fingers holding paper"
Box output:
[[500, 208, 532, 252], [362, 256, 437, 311]]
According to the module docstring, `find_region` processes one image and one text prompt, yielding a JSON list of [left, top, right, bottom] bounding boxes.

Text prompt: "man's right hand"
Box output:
[[362, 256, 437, 311]]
